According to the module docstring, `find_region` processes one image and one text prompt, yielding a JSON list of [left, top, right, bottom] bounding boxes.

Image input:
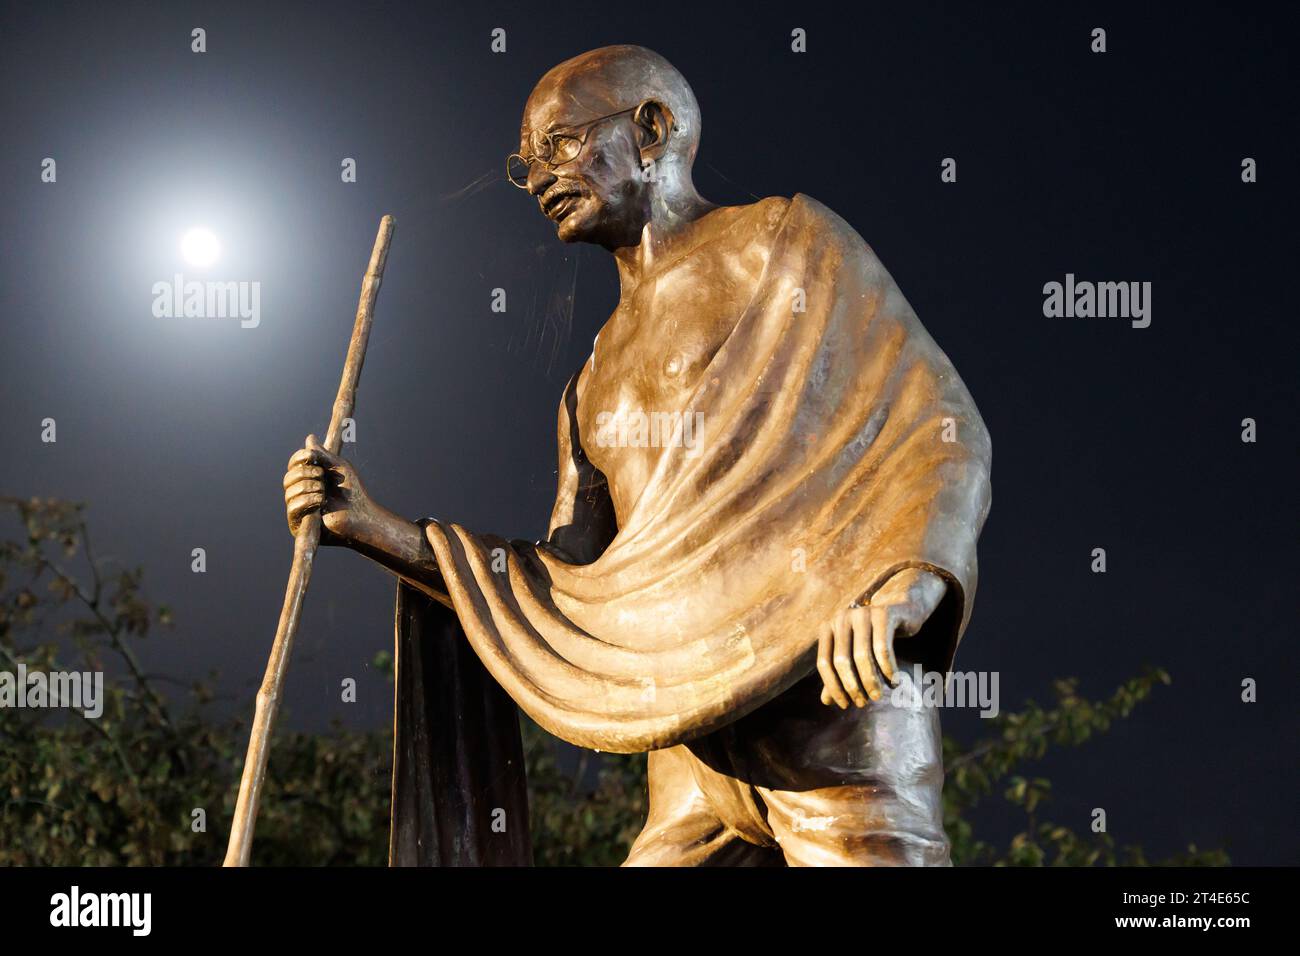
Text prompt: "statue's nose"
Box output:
[[527, 164, 557, 196]]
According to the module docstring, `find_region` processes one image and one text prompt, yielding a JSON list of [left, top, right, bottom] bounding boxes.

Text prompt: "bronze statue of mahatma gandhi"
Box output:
[[282, 45, 991, 866]]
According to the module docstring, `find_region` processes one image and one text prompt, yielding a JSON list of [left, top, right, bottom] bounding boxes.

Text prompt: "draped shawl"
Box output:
[[418, 194, 992, 756]]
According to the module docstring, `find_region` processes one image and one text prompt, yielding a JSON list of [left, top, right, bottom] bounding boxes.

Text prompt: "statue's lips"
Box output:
[[541, 188, 583, 220]]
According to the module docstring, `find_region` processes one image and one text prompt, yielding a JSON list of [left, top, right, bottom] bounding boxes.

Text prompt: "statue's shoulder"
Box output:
[[696, 195, 790, 240], [786, 193, 863, 238], [713, 194, 869, 253], [739, 195, 793, 235], [776, 194, 885, 269], [749, 194, 794, 228], [688, 196, 792, 272], [707, 195, 875, 278]]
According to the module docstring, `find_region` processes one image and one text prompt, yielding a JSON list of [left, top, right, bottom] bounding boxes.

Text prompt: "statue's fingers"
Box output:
[[816, 626, 850, 709], [303, 434, 342, 467], [283, 464, 324, 490], [287, 492, 325, 521], [871, 605, 899, 687], [288, 446, 315, 468], [849, 606, 880, 702], [284, 479, 323, 504], [832, 613, 867, 707]]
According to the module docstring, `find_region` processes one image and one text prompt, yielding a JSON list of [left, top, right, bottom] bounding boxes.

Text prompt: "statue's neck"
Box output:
[[614, 180, 715, 293]]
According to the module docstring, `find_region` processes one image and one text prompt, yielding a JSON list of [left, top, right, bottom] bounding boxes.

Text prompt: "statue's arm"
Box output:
[[345, 504, 450, 605], [543, 370, 617, 564], [351, 368, 615, 595], [281, 368, 617, 603]]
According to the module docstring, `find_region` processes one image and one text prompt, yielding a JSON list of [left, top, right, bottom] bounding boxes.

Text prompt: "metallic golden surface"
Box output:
[[284, 46, 991, 866]]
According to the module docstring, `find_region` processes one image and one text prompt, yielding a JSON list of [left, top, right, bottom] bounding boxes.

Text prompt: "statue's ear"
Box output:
[[633, 100, 674, 162]]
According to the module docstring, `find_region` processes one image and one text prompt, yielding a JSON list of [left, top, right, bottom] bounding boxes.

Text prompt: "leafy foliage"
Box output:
[[0, 498, 1225, 866], [942, 671, 1228, 866], [522, 719, 647, 866]]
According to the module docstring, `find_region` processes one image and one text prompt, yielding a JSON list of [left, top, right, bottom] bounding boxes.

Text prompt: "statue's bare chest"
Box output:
[[577, 256, 753, 458], [570, 203, 784, 506], [584, 238, 768, 408]]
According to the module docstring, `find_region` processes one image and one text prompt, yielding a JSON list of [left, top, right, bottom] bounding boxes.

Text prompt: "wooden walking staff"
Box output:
[[224, 215, 395, 867]]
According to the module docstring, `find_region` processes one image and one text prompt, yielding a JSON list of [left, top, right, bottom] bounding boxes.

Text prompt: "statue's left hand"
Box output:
[[816, 567, 947, 708]]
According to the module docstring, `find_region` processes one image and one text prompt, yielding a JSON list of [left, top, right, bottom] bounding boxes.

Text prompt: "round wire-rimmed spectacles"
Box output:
[[506, 106, 640, 188]]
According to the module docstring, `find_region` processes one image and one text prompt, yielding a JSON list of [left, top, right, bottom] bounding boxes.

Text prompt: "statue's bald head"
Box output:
[[524, 45, 701, 167], [516, 46, 706, 249]]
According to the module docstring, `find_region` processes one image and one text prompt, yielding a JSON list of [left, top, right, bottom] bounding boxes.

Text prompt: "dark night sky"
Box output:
[[1, 0, 1295, 864]]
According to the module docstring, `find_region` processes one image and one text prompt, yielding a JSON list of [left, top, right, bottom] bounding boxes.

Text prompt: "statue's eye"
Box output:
[[529, 131, 555, 162], [550, 135, 583, 164]]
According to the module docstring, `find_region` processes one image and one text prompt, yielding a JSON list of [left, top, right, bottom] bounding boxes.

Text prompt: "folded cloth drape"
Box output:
[[419, 194, 992, 755]]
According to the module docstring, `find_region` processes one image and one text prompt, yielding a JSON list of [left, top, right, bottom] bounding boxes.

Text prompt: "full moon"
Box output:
[[180, 227, 221, 267]]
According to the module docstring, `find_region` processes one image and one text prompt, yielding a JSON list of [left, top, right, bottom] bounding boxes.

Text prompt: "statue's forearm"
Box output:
[[346, 504, 450, 604]]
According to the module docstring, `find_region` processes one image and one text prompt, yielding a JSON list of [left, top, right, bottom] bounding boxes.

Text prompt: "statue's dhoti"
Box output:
[[624, 665, 949, 866]]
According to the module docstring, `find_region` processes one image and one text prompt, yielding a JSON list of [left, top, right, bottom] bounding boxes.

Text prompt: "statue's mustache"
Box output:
[[539, 181, 586, 213]]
